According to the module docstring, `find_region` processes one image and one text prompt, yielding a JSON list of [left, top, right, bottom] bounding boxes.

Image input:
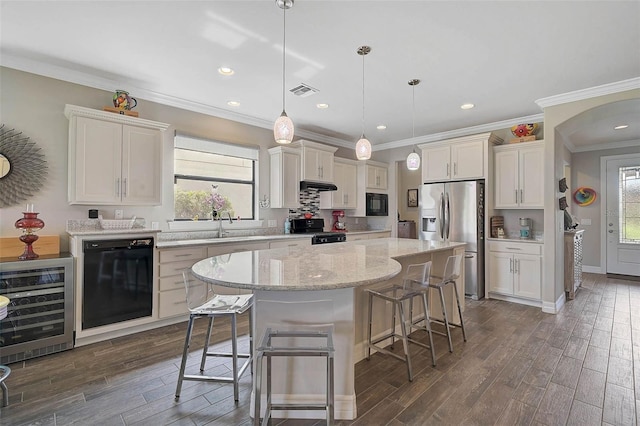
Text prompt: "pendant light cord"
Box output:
[[412, 84, 416, 139], [282, 4, 286, 112], [361, 50, 365, 136]]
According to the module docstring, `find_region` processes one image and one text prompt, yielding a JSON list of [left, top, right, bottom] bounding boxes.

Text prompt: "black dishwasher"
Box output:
[[83, 238, 153, 329]]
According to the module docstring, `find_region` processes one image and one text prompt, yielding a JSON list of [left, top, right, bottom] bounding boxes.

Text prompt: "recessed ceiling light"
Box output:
[[316, 103, 329, 109], [377, 125, 387, 130], [227, 101, 240, 107], [218, 67, 234, 76], [614, 124, 629, 130], [460, 103, 475, 110]]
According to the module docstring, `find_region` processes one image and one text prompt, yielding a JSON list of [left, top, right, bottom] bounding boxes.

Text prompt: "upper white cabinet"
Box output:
[[419, 132, 502, 183], [493, 141, 544, 209], [65, 105, 169, 205], [268, 146, 301, 209], [366, 163, 388, 190], [320, 157, 358, 209], [293, 140, 337, 183]]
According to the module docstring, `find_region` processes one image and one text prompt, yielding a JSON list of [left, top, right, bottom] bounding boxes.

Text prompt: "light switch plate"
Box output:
[[581, 218, 592, 225], [268, 220, 277, 228], [115, 209, 123, 220]]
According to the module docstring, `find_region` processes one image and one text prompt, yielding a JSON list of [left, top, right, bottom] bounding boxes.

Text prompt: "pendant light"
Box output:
[[355, 46, 372, 160], [406, 79, 421, 170], [274, 0, 294, 144]]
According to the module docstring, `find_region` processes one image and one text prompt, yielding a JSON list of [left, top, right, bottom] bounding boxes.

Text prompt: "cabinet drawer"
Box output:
[[159, 258, 202, 278], [488, 241, 541, 255], [159, 275, 186, 292], [158, 288, 189, 318], [159, 247, 207, 263], [269, 239, 311, 249]]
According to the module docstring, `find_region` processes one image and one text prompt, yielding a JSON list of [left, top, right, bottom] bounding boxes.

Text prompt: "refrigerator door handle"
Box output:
[[439, 192, 445, 239], [444, 192, 451, 240]]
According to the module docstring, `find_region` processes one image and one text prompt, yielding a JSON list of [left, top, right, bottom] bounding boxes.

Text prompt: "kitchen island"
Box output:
[[191, 238, 466, 420]]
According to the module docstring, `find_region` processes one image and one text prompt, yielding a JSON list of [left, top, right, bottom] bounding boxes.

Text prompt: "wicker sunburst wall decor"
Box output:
[[0, 124, 48, 208]]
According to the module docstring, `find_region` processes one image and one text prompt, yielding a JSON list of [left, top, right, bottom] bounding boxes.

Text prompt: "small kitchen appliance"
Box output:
[[332, 210, 346, 231], [519, 217, 532, 239]]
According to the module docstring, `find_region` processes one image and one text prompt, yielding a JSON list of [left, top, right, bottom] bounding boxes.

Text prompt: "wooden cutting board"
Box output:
[[0, 235, 60, 258]]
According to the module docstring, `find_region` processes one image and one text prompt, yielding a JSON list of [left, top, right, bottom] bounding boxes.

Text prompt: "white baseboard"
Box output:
[[583, 265, 603, 274], [488, 292, 542, 309], [542, 293, 566, 314]]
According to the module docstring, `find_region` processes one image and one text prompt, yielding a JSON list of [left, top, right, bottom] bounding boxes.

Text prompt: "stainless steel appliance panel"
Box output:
[[464, 252, 477, 297], [419, 183, 444, 241], [447, 181, 478, 252]]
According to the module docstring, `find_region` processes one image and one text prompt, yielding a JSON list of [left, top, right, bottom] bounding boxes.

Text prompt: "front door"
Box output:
[[606, 155, 640, 276]]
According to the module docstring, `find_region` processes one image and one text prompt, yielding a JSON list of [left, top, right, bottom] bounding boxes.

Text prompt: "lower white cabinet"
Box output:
[[488, 241, 542, 301], [158, 246, 207, 319]]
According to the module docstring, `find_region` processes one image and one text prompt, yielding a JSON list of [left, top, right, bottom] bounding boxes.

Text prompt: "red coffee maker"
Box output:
[[332, 210, 346, 231]]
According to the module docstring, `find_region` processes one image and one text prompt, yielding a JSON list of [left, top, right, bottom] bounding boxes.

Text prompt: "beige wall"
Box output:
[[0, 67, 325, 250], [542, 88, 640, 308], [397, 160, 422, 226], [571, 145, 640, 270]]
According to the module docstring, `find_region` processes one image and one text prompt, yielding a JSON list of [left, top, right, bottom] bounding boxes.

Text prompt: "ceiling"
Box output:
[[1, 1, 639, 152]]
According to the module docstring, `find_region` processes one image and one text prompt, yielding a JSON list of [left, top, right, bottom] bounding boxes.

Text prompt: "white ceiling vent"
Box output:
[[289, 83, 319, 97]]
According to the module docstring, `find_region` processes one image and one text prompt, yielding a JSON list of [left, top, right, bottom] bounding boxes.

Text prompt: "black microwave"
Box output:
[[366, 192, 388, 216]]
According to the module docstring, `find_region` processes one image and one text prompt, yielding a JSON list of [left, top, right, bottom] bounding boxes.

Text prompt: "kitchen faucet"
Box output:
[[217, 212, 233, 238]]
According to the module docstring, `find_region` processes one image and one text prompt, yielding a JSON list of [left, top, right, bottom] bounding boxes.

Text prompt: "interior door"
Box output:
[[606, 156, 640, 276]]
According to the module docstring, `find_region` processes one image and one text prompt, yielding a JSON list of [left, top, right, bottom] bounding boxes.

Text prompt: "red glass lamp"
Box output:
[[14, 204, 45, 260]]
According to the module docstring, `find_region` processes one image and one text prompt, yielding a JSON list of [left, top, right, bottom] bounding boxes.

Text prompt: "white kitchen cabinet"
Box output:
[[488, 241, 542, 301], [320, 158, 358, 209], [268, 146, 300, 209], [366, 164, 388, 190], [419, 132, 502, 183], [65, 104, 169, 205], [269, 239, 312, 249], [493, 141, 544, 209], [294, 140, 337, 183], [158, 246, 207, 319]]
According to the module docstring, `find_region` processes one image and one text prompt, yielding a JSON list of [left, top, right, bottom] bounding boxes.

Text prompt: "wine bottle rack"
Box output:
[[0, 254, 74, 364]]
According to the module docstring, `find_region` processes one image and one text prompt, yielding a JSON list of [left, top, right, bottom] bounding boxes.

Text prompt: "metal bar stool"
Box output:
[[175, 270, 253, 402], [428, 254, 467, 352], [0, 295, 11, 407], [254, 299, 335, 426], [366, 261, 436, 381]]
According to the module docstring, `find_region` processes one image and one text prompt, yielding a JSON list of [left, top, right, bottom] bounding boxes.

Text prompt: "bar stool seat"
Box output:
[[254, 299, 335, 426], [426, 254, 467, 352], [366, 261, 435, 381], [0, 295, 10, 407], [175, 270, 253, 403]]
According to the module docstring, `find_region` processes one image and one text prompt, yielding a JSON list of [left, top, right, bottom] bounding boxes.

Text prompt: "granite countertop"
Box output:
[[191, 237, 465, 291], [156, 229, 392, 249]]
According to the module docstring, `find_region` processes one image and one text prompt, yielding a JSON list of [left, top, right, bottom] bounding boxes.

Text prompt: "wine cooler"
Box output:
[[0, 254, 74, 364]]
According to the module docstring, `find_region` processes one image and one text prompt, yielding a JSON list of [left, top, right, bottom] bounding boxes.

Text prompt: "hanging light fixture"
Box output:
[[355, 45, 372, 160], [273, 0, 294, 144], [406, 78, 421, 170]]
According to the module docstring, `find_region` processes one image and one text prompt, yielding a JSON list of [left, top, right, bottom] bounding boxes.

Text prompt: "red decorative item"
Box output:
[[14, 211, 45, 260]]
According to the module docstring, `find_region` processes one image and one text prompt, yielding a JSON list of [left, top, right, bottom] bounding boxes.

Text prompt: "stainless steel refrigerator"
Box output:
[[419, 180, 485, 300]]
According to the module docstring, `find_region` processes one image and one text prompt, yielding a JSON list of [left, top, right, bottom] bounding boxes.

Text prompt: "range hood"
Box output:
[[299, 181, 337, 191]]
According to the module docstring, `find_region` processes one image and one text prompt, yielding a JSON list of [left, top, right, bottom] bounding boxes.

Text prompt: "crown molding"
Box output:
[[535, 77, 640, 109], [374, 113, 544, 152], [569, 138, 640, 154]]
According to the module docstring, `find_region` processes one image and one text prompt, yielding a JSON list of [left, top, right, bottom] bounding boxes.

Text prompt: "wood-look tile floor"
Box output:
[[2, 273, 639, 425]]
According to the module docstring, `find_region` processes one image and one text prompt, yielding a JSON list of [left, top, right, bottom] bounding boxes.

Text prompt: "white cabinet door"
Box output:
[[519, 145, 544, 208], [494, 149, 519, 208], [366, 165, 387, 190], [494, 142, 544, 209], [342, 162, 358, 208], [73, 117, 123, 204], [514, 254, 541, 299], [422, 145, 451, 182], [302, 147, 333, 183], [488, 251, 514, 294], [121, 125, 162, 205], [67, 106, 167, 205], [451, 140, 484, 180], [269, 147, 300, 209]]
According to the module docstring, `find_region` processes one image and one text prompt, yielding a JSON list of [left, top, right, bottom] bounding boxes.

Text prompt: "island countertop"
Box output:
[[191, 238, 465, 291]]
